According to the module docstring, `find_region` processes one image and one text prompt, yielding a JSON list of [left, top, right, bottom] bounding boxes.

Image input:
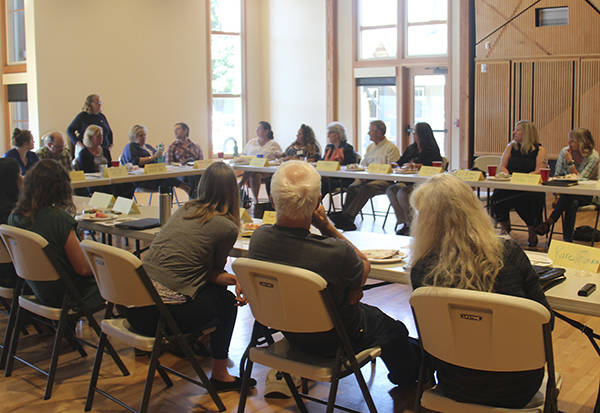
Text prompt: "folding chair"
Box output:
[[79, 239, 225, 413], [0, 224, 129, 400], [0, 238, 18, 370], [233, 257, 381, 413], [410, 286, 560, 413]]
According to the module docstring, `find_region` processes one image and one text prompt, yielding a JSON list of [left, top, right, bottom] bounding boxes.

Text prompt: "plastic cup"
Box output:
[[432, 161, 442, 167], [111, 160, 120, 167], [487, 165, 497, 177], [540, 168, 550, 182], [217, 152, 224, 159]]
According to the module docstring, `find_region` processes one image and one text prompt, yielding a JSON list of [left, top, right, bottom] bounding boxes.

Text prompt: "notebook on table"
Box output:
[[115, 218, 160, 230], [542, 180, 578, 187]]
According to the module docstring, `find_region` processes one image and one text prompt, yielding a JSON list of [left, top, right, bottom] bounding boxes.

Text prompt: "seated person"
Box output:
[[321, 121, 357, 199], [410, 174, 553, 408], [164, 122, 203, 198], [248, 160, 420, 388], [3, 128, 40, 175], [535, 128, 599, 241], [386, 122, 442, 235], [36, 131, 72, 171], [329, 120, 399, 231], [0, 158, 20, 288], [121, 124, 191, 195], [490, 120, 546, 247], [8, 160, 104, 310], [124, 162, 256, 391], [239, 121, 282, 204], [77, 125, 134, 198], [281, 124, 321, 161]]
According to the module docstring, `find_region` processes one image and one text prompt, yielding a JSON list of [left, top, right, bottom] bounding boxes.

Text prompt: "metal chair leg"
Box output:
[[44, 307, 69, 399], [84, 332, 107, 411]]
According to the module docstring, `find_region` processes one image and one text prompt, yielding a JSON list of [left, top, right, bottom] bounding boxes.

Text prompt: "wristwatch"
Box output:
[[567, 160, 575, 166]]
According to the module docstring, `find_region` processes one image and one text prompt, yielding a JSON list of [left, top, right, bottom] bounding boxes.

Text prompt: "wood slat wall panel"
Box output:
[[474, 62, 510, 155], [579, 59, 600, 141], [532, 60, 574, 158], [515, 61, 534, 121]]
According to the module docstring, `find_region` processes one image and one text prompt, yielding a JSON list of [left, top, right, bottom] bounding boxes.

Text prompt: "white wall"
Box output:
[[30, 0, 209, 155], [260, 0, 327, 151]]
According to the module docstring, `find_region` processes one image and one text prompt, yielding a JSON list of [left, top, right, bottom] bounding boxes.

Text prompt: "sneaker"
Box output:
[[264, 368, 302, 399]]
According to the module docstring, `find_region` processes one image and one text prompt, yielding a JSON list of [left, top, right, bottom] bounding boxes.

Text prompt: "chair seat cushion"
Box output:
[[19, 295, 63, 320], [101, 318, 155, 352], [0, 286, 13, 299], [421, 370, 561, 413], [249, 338, 380, 382]]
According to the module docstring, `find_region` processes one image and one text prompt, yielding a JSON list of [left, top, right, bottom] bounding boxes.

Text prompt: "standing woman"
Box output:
[[8, 160, 104, 310], [321, 122, 357, 198], [3, 128, 40, 175], [386, 122, 442, 235], [490, 120, 547, 247], [535, 128, 599, 241], [239, 121, 282, 204], [67, 94, 113, 155], [410, 174, 552, 409], [124, 162, 256, 391]]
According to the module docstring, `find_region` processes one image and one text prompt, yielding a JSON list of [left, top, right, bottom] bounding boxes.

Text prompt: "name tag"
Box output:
[[418, 166, 443, 176], [144, 163, 167, 174], [511, 172, 541, 185], [112, 197, 141, 215], [548, 240, 600, 272], [89, 192, 115, 209], [240, 208, 253, 223], [193, 159, 216, 169], [69, 171, 86, 181], [455, 169, 484, 182], [104, 166, 128, 178], [316, 161, 340, 172], [250, 157, 269, 167], [367, 163, 392, 174], [262, 210, 277, 225]]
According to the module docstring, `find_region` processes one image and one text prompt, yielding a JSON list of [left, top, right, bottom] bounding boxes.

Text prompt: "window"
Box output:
[[357, 78, 397, 154], [209, 0, 243, 156], [7, 83, 28, 131], [406, 0, 447, 56], [5, 0, 26, 64], [358, 0, 397, 60], [535, 7, 568, 27]]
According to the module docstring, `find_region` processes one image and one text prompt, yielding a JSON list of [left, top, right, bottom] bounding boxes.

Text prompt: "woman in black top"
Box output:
[[67, 94, 113, 154], [386, 122, 442, 235], [0, 158, 20, 287], [490, 120, 547, 247], [321, 122, 358, 198], [410, 173, 552, 409]]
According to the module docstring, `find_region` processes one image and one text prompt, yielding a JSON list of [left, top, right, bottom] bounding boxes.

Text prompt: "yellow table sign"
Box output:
[[193, 159, 217, 169], [455, 169, 484, 182], [511, 172, 541, 185], [316, 161, 341, 172], [104, 166, 129, 178], [144, 163, 167, 174], [240, 208, 253, 224], [548, 240, 600, 272], [112, 197, 141, 215], [249, 157, 269, 167], [262, 210, 277, 225], [69, 171, 85, 182], [367, 163, 393, 174], [89, 192, 115, 210], [418, 166, 443, 176]]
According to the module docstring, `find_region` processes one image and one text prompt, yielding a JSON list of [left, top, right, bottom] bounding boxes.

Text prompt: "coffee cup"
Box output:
[[540, 168, 550, 182], [487, 165, 497, 177], [432, 161, 442, 167]]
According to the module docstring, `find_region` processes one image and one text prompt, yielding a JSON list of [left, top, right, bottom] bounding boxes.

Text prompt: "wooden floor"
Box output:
[[0, 190, 599, 412]]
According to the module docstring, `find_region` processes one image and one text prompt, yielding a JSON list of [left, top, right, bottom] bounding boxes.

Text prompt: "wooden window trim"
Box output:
[[359, 24, 397, 31], [407, 20, 447, 27], [211, 30, 241, 36]]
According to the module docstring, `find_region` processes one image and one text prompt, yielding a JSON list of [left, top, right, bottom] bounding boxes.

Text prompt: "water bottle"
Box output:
[[158, 185, 171, 226], [233, 140, 239, 157], [157, 143, 165, 163]]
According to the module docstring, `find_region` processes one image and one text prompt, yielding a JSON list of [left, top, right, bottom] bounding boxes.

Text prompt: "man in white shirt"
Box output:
[[329, 120, 400, 231]]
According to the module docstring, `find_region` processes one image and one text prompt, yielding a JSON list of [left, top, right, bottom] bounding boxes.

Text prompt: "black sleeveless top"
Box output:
[[507, 143, 540, 173]]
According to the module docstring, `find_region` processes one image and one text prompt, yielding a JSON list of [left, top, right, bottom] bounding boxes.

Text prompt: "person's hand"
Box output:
[[235, 281, 247, 306], [312, 204, 330, 233], [565, 149, 573, 163], [348, 287, 363, 305]]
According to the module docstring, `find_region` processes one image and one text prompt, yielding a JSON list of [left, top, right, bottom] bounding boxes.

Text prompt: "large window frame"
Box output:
[[206, 0, 246, 158], [352, 0, 451, 158]]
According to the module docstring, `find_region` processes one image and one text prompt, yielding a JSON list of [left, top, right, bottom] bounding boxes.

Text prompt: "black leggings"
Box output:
[[125, 283, 238, 360]]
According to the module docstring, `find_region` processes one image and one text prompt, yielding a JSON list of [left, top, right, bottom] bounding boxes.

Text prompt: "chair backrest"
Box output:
[[233, 257, 333, 333], [410, 286, 551, 372], [441, 156, 449, 171], [0, 224, 60, 282], [473, 155, 501, 171], [0, 236, 11, 264], [79, 239, 155, 307]]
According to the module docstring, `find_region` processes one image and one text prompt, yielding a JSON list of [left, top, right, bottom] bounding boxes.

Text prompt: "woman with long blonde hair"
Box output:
[[124, 162, 256, 391], [490, 120, 547, 247], [410, 174, 552, 408]]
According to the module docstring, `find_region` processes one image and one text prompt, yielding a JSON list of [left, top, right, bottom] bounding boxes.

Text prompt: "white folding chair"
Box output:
[[79, 239, 225, 413], [233, 257, 381, 413], [0, 224, 128, 400], [410, 286, 560, 413]]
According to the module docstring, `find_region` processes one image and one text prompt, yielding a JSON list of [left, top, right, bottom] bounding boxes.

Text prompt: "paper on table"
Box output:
[[548, 240, 600, 273]]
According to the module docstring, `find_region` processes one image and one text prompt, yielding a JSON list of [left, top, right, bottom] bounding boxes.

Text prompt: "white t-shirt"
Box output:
[[361, 138, 400, 166], [243, 138, 282, 160]]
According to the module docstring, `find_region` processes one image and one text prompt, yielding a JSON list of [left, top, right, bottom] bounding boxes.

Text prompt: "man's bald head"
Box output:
[[270, 160, 321, 222]]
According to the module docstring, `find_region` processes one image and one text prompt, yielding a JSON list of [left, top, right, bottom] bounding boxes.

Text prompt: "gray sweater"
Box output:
[[142, 207, 238, 298]]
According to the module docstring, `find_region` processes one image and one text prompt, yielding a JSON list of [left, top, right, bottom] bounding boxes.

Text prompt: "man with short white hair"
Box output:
[[36, 131, 72, 171], [249, 160, 420, 388]]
